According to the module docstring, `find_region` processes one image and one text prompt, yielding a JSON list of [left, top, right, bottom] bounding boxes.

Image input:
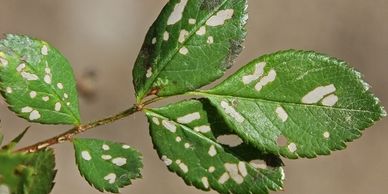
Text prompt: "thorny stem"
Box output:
[[17, 97, 161, 153]]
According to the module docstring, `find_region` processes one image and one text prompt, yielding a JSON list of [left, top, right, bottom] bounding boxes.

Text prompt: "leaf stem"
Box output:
[[17, 97, 161, 153]]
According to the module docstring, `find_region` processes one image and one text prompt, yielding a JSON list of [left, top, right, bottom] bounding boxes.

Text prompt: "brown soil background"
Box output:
[[1, 1, 387, 194]]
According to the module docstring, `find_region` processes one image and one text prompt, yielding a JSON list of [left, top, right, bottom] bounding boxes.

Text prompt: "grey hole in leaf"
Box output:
[[276, 135, 288, 147], [249, 160, 268, 169], [217, 134, 243, 147]]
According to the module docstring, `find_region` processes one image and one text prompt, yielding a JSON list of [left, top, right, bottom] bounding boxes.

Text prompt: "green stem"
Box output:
[[17, 97, 161, 153]]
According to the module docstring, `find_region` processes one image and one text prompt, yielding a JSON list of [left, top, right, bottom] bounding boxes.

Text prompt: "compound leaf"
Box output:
[[196, 50, 386, 159], [0, 34, 80, 125], [0, 149, 56, 194], [146, 99, 284, 194], [73, 138, 143, 193], [133, 0, 247, 101]]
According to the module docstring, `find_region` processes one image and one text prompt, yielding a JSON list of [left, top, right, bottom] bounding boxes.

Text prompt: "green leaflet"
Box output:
[[73, 138, 143, 193], [146, 99, 284, 194], [195, 50, 386, 159], [133, 0, 247, 101], [0, 34, 81, 125], [0, 149, 56, 194]]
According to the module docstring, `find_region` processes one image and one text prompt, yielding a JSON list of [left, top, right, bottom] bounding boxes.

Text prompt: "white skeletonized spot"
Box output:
[[22, 106, 33, 113], [178, 29, 189, 43], [45, 67, 51, 74], [242, 62, 266, 84], [302, 84, 336, 104], [177, 112, 201, 124], [21, 72, 39, 81], [16, 63, 26, 72], [194, 125, 211, 133], [162, 120, 177, 133], [208, 166, 215, 173], [188, 18, 196, 24], [42, 96, 50, 102], [176, 160, 189, 173], [102, 144, 110, 151], [112, 157, 127, 166], [184, 143, 191, 149], [81, 151, 92, 161], [220, 101, 244, 123], [249, 160, 268, 169], [57, 83, 64, 89], [122, 145, 130, 149], [207, 36, 214, 44], [288, 143, 297, 153], [146, 67, 153, 78], [275, 106, 288, 122], [206, 9, 234, 27], [226, 163, 244, 184], [196, 26, 206, 36], [152, 117, 160, 125], [321, 94, 339, 107], [179, 47, 189, 55], [30, 91, 37, 99], [218, 172, 230, 184], [44, 74, 52, 84], [64, 93, 69, 99], [104, 173, 116, 184], [29, 110, 41, 120], [217, 134, 243, 147], [255, 69, 277, 91], [167, 0, 188, 25], [0, 184, 10, 194], [163, 31, 170, 41], [67, 102, 71, 106], [238, 162, 248, 177], [0, 57, 8, 66], [161, 155, 172, 166], [152, 37, 157, 44], [201, 177, 209, 189], [55, 102, 62, 111], [323, 131, 330, 139], [176, 136, 182, 142], [101, 155, 112, 160], [41, 45, 49, 55], [6, 87, 12, 94], [208, 145, 217, 157]]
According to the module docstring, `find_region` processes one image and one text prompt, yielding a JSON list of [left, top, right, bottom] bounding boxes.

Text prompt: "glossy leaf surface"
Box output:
[[198, 50, 386, 158], [133, 0, 247, 101], [73, 138, 143, 193], [0, 34, 80, 125]]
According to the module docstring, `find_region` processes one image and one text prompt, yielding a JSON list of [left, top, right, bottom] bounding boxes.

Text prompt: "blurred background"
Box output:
[[0, 0, 387, 193]]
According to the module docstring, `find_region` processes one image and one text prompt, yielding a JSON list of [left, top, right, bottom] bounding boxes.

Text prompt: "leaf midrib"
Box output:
[[193, 91, 378, 114]]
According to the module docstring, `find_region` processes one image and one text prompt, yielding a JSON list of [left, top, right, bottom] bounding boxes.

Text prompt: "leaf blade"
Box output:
[[133, 0, 248, 101], [146, 99, 284, 194], [0, 34, 81, 125], [73, 138, 143, 193], [199, 50, 386, 158]]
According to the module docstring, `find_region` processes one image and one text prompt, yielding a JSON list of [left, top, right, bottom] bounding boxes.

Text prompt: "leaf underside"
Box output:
[[133, 0, 248, 101], [73, 138, 143, 193], [146, 99, 284, 194], [197, 50, 386, 159], [0, 34, 80, 125], [0, 149, 56, 194]]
